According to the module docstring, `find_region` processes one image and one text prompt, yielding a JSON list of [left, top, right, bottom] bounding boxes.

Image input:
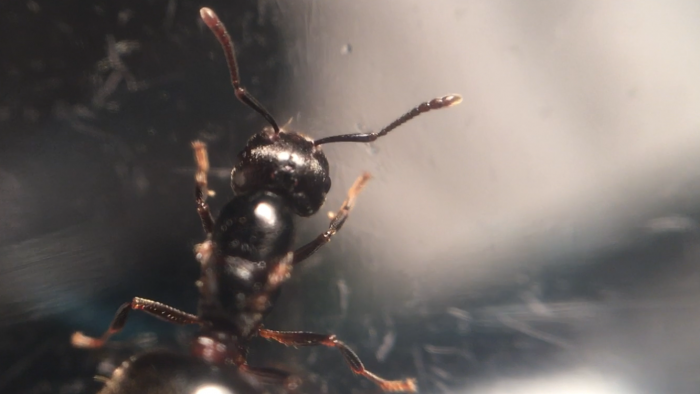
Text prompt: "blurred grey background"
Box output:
[[2, 1, 700, 393]]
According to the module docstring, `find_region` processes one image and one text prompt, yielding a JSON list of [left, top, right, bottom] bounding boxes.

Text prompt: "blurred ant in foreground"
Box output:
[[72, 6, 461, 393]]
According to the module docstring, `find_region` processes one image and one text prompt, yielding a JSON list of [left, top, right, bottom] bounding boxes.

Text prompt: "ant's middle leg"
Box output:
[[192, 141, 215, 235], [258, 328, 417, 392], [292, 172, 371, 266], [71, 297, 200, 348]]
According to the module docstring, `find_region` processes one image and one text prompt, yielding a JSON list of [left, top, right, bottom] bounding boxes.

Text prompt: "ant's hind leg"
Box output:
[[71, 297, 199, 348], [292, 172, 371, 266], [258, 328, 417, 392], [192, 141, 215, 235]]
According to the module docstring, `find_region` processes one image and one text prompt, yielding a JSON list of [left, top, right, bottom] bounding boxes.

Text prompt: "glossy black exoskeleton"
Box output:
[[96, 350, 259, 394], [72, 6, 461, 394]]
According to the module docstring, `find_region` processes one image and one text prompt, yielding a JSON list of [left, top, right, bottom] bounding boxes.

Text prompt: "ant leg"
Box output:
[[192, 141, 215, 235], [258, 328, 417, 392], [314, 94, 462, 146], [292, 173, 371, 266], [238, 364, 302, 391], [71, 297, 200, 348], [199, 7, 280, 133]]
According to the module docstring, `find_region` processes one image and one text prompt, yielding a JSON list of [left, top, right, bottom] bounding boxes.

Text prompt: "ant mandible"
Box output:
[[72, 7, 461, 393]]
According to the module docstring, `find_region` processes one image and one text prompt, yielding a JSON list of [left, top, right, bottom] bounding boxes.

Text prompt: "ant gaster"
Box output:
[[72, 7, 461, 393]]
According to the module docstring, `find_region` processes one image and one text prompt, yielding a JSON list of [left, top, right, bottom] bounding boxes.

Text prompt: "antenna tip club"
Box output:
[[200, 7, 218, 27], [444, 94, 463, 107]]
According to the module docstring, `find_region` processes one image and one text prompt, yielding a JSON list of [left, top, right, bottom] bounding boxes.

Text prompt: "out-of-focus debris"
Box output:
[[446, 307, 470, 321], [26, 0, 40, 13], [337, 279, 349, 318], [131, 332, 158, 349], [72, 105, 96, 119], [411, 345, 426, 383], [429, 366, 452, 380], [375, 330, 396, 362], [498, 314, 574, 350], [422, 345, 457, 355], [118, 9, 134, 25], [96, 358, 118, 378], [433, 380, 450, 393], [423, 345, 473, 361], [521, 291, 553, 317], [92, 36, 146, 108], [645, 215, 697, 234]]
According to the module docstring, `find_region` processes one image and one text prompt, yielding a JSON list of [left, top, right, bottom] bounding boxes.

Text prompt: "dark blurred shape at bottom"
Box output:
[[99, 350, 260, 394]]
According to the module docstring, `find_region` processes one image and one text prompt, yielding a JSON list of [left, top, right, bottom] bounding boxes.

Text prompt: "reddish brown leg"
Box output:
[[292, 172, 371, 265], [71, 297, 200, 348], [258, 328, 417, 392], [192, 141, 215, 235]]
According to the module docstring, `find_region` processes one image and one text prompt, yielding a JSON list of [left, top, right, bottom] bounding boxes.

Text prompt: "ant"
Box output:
[[72, 6, 461, 393]]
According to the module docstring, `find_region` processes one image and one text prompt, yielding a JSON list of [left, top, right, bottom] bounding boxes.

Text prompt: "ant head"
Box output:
[[231, 128, 331, 217], [200, 8, 330, 216], [201, 6, 462, 216]]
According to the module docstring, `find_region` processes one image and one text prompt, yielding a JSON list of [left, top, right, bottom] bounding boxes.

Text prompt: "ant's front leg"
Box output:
[[292, 172, 371, 265], [258, 328, 417, 392], [192, 141, 215, 236], [71, 297, 200, 348]]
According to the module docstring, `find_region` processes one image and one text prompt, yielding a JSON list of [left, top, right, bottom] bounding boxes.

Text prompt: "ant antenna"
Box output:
[[314, 94, 462, 145], [200, 7, 280, 133]]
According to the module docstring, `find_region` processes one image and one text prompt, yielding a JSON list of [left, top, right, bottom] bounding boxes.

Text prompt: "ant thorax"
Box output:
[[195, 191, 294, 337]]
